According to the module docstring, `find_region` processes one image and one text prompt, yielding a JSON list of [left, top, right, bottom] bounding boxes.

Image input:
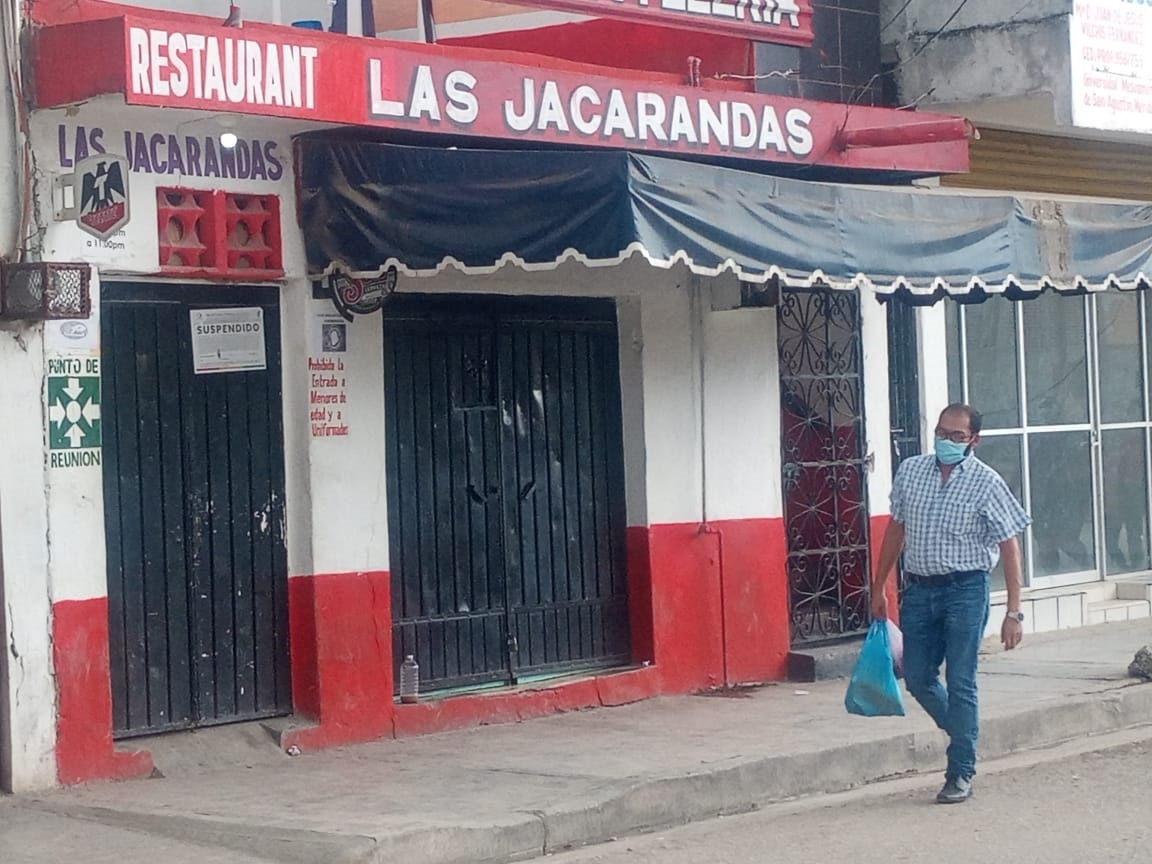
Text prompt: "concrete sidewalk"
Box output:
[[13, 620, 1152, 864]]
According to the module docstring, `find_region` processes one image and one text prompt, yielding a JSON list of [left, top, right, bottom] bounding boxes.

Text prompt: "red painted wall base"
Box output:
[[51, 513, 874, 780], [284, 519, 791, 749], [52, 598, 153, 785], [393, 667, 661, 737], [643, 518, 791, 692], [284, 571, 394, 751]]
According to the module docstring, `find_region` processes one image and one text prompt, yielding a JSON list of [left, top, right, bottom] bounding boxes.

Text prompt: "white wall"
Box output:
[[282, 283, 315, 578], [861, 293, 893, 517], [0, 325, 58, 791], [638, 279, 703, 525], [918, 301, 950, 445], [35, 99, 301, 276], [702, 283, 781, 521], [616, 295, 648, 527], [41, 277, 108, 603], [0, 100, 311, 789], [303, 299, 389, 574]]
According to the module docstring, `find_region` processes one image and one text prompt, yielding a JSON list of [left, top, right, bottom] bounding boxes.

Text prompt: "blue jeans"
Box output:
[[899, 572, 990, 780]]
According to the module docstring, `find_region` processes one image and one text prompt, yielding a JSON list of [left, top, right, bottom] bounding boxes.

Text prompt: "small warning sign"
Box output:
[[190, 307, 267, 374]]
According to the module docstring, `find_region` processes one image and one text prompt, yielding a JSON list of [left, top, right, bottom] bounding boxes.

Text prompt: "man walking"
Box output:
[[871, 403, 1030, 804]]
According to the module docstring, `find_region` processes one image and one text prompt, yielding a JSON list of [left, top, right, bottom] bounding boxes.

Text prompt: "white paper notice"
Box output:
[[1070, 0, 1152, 134], [190, 307, 267, 374]]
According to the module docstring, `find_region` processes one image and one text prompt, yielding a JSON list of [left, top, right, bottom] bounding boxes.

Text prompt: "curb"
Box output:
[[26, 683, 1152, 864], [527, 684, 1152, 860]]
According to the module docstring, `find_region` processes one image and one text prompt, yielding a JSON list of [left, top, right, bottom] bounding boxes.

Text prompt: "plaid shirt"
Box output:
[[891, 453, 1031, 576]]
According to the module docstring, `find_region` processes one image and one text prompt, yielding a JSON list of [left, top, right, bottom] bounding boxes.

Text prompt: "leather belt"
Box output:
[[905, 570, 984, 587]]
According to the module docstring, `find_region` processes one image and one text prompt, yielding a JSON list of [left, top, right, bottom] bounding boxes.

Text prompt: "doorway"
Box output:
[[102, 283, 291, 737], [384, 295, 631, 693], [777, 289, 871, 644], [946, 290, 1152, 589]]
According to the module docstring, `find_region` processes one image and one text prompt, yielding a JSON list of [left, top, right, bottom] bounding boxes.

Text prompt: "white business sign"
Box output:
[[1070, 0, 1152, 134], [190, 307, 267, 374]]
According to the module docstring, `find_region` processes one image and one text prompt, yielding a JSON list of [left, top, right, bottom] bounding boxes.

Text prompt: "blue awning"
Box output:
[[297, 140, 1152, 301]]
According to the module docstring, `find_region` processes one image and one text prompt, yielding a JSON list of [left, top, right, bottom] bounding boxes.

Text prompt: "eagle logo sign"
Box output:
[[75, 154, 130, 240]]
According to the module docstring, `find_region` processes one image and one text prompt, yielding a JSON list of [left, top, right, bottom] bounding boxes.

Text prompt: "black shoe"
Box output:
[[936, 775, 973, 804]]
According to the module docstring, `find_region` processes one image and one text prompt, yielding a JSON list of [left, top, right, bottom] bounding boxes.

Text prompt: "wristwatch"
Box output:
[[1005, 611, 1025, 622]]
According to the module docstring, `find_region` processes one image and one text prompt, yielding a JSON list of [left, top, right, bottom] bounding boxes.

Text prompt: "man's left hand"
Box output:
[[1001, 616, 1023, 650]]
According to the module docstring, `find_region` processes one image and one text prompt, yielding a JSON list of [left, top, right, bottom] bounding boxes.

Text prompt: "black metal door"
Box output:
[[102, 283, 291, 737], [886, 299, 921, 597], [778, 289, 871, 644], [384, 296, 630, 693]]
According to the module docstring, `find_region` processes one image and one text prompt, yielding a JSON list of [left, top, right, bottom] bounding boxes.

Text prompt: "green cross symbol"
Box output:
[[47, 376, 102, 450]]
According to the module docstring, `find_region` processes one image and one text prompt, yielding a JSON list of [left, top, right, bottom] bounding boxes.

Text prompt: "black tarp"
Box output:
[[298, 140, 1152, 299]]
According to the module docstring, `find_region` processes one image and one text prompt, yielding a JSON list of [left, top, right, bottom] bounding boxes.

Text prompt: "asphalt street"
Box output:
[[4, 620, 1149, 864], [548, 726, 1152, 864], [6, 725, 1149, 864]]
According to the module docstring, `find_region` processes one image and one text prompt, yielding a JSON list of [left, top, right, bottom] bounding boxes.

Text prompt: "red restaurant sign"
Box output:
[[34, 17, 969, 175], [494, 0, 815, 47]]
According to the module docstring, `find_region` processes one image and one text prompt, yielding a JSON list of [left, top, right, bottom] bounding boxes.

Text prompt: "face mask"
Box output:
[[934, 438, 969, 465]]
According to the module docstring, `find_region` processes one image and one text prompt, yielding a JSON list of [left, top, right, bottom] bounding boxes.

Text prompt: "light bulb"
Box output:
[[220, 132, 239, 149]]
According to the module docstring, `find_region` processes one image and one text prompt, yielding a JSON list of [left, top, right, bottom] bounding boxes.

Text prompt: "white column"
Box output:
[[43, 277, 108, 605], [617, 295, 648, 527], [282, 284, 315, 579], [918, 301, 951, 446], [0, 325, 58, 792], [306, 299, 389, 575], [861, 293, 893, 514], [640, 280, 703, 525]]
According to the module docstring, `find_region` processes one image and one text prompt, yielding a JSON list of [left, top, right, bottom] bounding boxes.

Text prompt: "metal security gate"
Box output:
[[778, 289, 871, 644], [102, 284, 291, 737], [384, 296, 630, 693]]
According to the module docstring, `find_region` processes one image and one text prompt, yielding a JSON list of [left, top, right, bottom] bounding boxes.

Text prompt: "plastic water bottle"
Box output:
[[399, 654, 420, 704]]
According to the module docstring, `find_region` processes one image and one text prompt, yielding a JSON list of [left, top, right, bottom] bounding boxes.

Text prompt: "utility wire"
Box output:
[[870, 0, 1045, 104], [880, 0, 916, 34], [897, 0, 974, 67], [849, 0, 974, 106]]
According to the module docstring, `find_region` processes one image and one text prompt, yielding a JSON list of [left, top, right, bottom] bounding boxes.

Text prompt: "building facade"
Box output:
[[881, 0, 1152, 625], [0, 0, 1148, 793]]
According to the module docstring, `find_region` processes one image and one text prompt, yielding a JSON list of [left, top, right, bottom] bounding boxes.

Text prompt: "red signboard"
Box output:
[[34, 16, 969, 176], [492, 0, 815, 47]]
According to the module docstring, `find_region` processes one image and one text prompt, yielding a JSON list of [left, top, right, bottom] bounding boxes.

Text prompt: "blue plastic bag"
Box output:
[[844, 620, 906, 717]]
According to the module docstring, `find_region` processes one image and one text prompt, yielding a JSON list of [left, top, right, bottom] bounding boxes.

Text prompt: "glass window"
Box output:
[[1024, 295, 1089, 426], [1029, 431, 1096, 578], [1097, 292, 1144, 424], [944, 291, 1152, 589], [977, 434, 1026, 592], [1101, 428, 1150, 574], [964, 298, 1020, 429]]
